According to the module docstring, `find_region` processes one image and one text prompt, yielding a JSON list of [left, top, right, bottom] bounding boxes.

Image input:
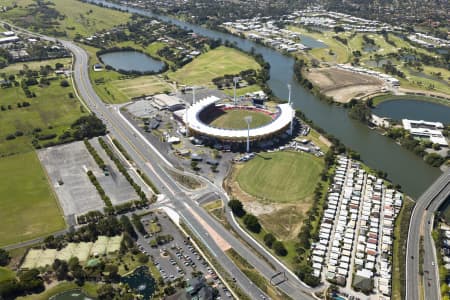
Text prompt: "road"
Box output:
[[2, 21, 321, 300], [406, 169, 450, 300]]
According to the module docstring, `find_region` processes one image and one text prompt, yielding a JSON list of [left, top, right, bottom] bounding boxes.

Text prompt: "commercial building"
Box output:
[[402, 119, 447, 146]]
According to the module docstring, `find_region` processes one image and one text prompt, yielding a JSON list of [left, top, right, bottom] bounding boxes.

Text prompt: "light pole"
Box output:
[[287, 83, 291, 105], [233, 77, 239, 106], [185, 102, 190, 136], [192, 86, 196, 105], [244, 116, 252, 153], [288, 84, 294, 135]]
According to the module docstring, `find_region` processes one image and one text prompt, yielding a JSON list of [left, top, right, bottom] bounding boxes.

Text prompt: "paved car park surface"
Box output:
[[38, 141, 105, 217], [137, 210, 233, 299]]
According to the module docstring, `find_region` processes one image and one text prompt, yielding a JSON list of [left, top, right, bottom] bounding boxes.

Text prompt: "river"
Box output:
[[88, 0, 442, 199]]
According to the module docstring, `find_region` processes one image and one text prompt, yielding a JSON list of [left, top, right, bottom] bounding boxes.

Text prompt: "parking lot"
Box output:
[[38, 141, 105, 218], [89, 138, 139, 205], [136, 210, 233, 299]]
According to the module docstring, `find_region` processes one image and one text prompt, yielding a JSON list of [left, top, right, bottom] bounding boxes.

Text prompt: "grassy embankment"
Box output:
[[0, 60, 87, 246], [391, 198, 415, 300]]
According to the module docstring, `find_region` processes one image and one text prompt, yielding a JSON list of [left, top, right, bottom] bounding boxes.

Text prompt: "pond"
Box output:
[[99, 51, 166, 73], [50, 289, 93, 300], [120, 266, 156, 300], [373, 98, 450, 124], [299, 34, 327, 49]]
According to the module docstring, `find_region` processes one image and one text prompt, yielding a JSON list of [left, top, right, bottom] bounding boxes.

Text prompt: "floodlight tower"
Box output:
[[185, 102, 190, 136], [244, 116, 252, 153], [288, 84, 294, 136], [233, 77, 239, 106], [192, 86, 196, 105], [287, 83, 291, 105]]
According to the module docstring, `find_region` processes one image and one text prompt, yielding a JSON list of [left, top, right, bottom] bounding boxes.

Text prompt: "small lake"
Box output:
[[50, 289, 93, 300], [100, 51, 166, 73], [373, 98, 450, 124], [299, 34, 327, 49], [120, 266, 156, 299]]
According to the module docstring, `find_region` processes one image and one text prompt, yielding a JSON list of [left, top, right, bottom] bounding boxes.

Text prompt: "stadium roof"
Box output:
[[183, 96, 294, 141]]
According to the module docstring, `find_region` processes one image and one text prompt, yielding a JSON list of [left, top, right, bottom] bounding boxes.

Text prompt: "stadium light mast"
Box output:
[[185, 102, 190, 136], [233, 77, 239, 106], [244, 116, 252, 153], [287, 84, 294, 135], [287, 83, 291, 105], [192, 86, 196, 105]]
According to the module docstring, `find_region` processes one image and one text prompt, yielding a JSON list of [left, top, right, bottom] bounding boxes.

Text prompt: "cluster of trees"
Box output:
[[98, 138, 149, 203], [382, 61, 405, 78], [385, 127, 447, 167], [71, 115, 107, 141], [84, 139, 106, 169], [228, 199, 288, 256], [0, 269, 45, 299], [346, 99, 372, 123], [87, 170, 113, 207], [212, 69, 258, 89]]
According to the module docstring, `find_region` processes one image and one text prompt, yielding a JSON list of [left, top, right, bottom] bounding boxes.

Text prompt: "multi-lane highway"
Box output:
[[3, 21, 321, 300], [406, 169, 450, 300]]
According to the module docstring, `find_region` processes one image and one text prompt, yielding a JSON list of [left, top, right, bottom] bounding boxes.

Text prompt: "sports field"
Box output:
[[0, 152, 65, 247], [21, 235, 122, 269], [236, 151, 324, 203], [168, 46, 261, 86], [209, 110, 272, 129]]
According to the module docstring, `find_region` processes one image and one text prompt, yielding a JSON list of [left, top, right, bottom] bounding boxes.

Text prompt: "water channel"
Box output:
[[88, 0, 442, 199], [100, 51, 166, 73]]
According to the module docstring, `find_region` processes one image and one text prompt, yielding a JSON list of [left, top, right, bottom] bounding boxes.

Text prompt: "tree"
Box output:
[[243, 214, 261, 233], [228, 199, 246, 217], [97, 284, 115, 300], [264, 233, 276, 248], [60, 79, 70, 87], [0, 249, 10, 266], [273, 241, 288, 256], [137, 253, 149, 264], [71, 115, 106, 140]]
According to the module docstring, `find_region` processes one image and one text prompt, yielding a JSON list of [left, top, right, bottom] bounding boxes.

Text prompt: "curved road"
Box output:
[[406, 169, 450, 300]]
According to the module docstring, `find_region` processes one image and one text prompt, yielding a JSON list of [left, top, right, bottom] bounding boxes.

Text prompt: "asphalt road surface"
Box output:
[[406, 169, 450, 300]]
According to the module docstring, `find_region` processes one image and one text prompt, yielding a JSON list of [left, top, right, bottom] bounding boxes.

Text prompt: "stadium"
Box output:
[[183, 96, 295, 143]]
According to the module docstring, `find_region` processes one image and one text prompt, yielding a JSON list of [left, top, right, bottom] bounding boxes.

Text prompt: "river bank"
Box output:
[[86, 0, 442, 199]]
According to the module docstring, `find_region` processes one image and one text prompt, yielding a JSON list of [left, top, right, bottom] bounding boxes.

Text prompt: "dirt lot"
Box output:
[[306, 67, 384, 103]]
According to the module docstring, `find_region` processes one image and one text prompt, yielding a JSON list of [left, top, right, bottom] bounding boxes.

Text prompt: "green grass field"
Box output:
[[288, 26, 351, 64], [168, 46, 261, 86], [1, 0, 130, 39], [209, 110, 272, 129], [0, 267, 15, 282], [0, 77, 86, 155], [0, 152, 65, 247], [236, 151, 324, 203], [1, 58, 72, 74]]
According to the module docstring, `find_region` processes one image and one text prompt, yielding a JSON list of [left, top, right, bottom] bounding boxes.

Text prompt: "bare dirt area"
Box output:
[[306, 67, 385, 103]]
